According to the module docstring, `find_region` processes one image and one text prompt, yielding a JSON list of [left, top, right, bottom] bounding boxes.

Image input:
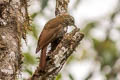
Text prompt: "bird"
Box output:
[[36, 14, 76, 71]]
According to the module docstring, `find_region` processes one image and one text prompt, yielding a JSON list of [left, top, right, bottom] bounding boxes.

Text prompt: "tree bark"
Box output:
[[0, 0, 29, 80]]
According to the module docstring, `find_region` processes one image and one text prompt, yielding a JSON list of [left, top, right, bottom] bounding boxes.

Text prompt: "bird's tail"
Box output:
[[40, 46, 47, 71]]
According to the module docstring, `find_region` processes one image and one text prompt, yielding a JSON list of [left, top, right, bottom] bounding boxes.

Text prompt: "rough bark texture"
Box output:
[[55, 0, 69, 16], [0, 0, 29, 80], [30, 0, 84, 80]]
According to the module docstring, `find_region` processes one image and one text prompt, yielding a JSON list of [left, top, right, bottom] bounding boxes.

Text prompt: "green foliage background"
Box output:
[[21, 0, 120, 80]]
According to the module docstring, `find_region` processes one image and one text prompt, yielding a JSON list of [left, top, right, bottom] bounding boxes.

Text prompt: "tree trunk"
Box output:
[[0, 0, 29, 80]]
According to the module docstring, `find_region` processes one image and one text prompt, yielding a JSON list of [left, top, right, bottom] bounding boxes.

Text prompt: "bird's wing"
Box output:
[[36, 24, 62, 53], [44, 18, 62, 29]]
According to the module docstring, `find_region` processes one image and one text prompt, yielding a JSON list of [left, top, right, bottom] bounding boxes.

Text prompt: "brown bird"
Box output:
[[36, 14, 76, 71]]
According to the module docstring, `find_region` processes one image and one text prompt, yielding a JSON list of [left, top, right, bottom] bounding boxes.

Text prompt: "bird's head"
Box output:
[[62, 14, 76, 28]]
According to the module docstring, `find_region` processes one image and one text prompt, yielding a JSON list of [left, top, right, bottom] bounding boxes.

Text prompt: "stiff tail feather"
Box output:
[[40, 46, 47, 70]]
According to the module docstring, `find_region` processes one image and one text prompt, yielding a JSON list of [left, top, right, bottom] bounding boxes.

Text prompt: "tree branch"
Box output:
[[55, 0, 69, 16], [30, 0, 84, 80], [30, 29, 84, 80]]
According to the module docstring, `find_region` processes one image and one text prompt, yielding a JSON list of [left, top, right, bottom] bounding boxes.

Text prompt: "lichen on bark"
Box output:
[[0, 0, 30, 79]]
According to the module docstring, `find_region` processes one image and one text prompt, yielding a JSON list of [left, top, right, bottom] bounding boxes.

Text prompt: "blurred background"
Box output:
[[20, 0, 120, 80]]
